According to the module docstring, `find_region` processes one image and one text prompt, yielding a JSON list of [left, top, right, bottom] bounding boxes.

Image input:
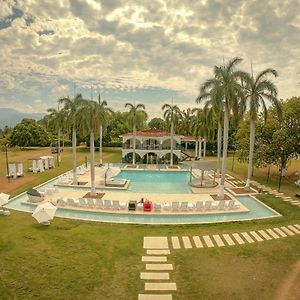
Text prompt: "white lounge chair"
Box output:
[[154, 203, 162, 212], [180, 202, 188, 211], [86, 198, 95, 208], [78, 198, 87, 207], [57, 198, 66, 207], [67, 198, 77, 207], [112, 200, 126, 210], [171, 202, 179, 211], [163, 203, 171, 211], [195, 201, 204, 211], [204, 201, 212, 211], [227, 200, 240, 210], [95, 199, 103, 209], [216, 200, 226, 210], [104, 200, 113, 209]]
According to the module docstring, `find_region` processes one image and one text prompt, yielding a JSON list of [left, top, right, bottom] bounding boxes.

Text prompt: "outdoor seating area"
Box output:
[[28, 156, 55, 173], [6, 162, 24, 179]]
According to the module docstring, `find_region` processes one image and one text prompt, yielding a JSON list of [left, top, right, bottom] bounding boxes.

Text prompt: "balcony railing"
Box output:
[[122, 144, 181, 150]]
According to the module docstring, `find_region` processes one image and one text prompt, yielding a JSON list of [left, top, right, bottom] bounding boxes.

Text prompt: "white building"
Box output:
[[120, 129, 201, 164]]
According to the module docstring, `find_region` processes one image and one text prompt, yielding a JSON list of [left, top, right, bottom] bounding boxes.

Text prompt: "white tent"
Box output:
[[0, 193, 10, 206], [8, 163, 17, 178], [32, 202, 57, 224], [40, 156, 49, 170]]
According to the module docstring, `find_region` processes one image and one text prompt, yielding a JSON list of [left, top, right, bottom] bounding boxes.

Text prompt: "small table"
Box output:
[[128, 200, 137, 211]]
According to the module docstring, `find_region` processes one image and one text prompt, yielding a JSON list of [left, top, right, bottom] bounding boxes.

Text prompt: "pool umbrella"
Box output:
[[32, 202, 57, 224], [0, 193, 10, 207]]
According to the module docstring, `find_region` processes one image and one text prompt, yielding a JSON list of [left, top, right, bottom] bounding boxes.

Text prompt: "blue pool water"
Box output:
[[4, 168, 280, 224], [115, 170, 192, 194]]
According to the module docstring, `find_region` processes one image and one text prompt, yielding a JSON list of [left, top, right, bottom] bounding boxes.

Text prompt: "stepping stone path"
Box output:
[[140, 224, 300, 299], [141, 237, 176, 299]]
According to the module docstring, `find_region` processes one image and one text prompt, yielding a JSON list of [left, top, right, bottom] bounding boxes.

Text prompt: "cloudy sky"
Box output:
[[0, 0, 299, 119]]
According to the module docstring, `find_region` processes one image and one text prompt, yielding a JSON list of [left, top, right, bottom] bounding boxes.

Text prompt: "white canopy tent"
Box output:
[[32, 202, 57, 225]]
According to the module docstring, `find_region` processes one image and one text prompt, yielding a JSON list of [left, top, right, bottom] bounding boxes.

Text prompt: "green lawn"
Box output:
[[0, 150, 300, 299]]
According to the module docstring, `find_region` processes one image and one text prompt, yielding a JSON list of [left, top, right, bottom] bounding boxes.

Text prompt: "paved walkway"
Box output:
[[139, 224, 300, 299]]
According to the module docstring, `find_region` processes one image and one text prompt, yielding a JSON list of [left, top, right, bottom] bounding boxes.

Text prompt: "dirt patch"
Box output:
[[77, 181, 88, 186], [125, 165, 138, 169], [167, 166, 180, 169], [274, 258, 300, 300], [210, 194, 232, 200], [231, 187, 256, 194], [83, 192, 105, 199]]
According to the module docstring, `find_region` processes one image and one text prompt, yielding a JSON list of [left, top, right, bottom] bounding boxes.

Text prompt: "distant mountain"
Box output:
[[0, 108, 45, 128]]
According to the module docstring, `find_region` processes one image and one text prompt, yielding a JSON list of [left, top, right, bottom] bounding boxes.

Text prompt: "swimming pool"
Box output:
[[4, 170, 281, 224], [115, 170, 192, 194]]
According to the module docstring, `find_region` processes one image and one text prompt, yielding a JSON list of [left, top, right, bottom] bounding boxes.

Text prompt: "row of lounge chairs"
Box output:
[[56, 198, 127, 210], [55, 198, 240, 212]]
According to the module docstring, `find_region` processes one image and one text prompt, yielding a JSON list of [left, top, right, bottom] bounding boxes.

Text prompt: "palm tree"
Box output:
[[196, 82, 223, 173], [77, 100, 100, 196], [192, 108, 214, 159], [178, 108, 193, 136], [162, 103, 181, 166], [125, 102, 147, 165], [241, 68, 281, 190], [199, 57, 246, 199], [59, 94, 84, 185], [47, 107, 67, 166], [97, 94, 113, 165]]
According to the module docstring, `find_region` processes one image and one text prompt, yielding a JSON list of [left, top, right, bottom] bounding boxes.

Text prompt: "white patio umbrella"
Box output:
[[0, 193, 10, 207], [32, 202, 57, 224]]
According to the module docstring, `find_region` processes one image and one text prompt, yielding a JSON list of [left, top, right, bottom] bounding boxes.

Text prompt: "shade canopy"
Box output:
[[32, 202, 57, 223], [0, 193, 10, 206], [27, 189, 42, 197]]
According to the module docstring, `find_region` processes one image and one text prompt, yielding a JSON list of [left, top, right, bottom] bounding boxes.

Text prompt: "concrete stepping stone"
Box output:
[[258, 230, 272, 240], [280, 226, 295, 236], [140, 272, 170, 280], [138, 294, 172, 300], [232, 233, 245, 245], [241, 232, 255, 243], [266, 229, 280, 239], [288, 225, 300, 234], [192, 236, 203, 248], [222, 234, 235, 246], [146, 264, 173, 271], [142, 256, 167, 262], [145, 283, 177, 291], [273, 227, 287, 237], [249, 231, 263, 242], [294, 224, 300, 230], [171, 237, 180, 249], [182, 236, 192, 249], [291, 202, 300, 206], [212, 234, 225, 247], [144, 237, 169, 249], [147, 250, 170, 255], [202, 235, 214, 247]]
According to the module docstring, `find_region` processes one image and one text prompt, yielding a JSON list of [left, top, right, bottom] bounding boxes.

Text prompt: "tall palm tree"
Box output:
[[97, 94, 113, 165], [199, 57, 246, 199], [59, 94, 84, 185], [47, 107, 67, 166], [241, 68, 281, 190], [125, 102, 147, 165], [77, 100, 100, 196], [178, 108, 193, 136], [196, 82, 223, 173], [162, 103, 181, 166]]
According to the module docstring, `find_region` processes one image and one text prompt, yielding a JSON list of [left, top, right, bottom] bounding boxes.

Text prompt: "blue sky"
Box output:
[[0, 0, 299, 119]]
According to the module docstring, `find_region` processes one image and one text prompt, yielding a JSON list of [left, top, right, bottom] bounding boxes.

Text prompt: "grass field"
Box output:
[[0, 148, 300, 299]]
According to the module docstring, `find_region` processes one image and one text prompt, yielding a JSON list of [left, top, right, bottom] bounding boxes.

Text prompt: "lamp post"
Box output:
[[5, 143, 9, 182]]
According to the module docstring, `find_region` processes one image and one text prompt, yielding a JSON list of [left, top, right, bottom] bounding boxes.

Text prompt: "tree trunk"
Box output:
[[217, 122, 222, 176], [245, 119, 255, 190], [170, 121, 174, 166], [218, 107, 229, 200], [57, 128, 61, 166], [198, 139, 202, 159], [99, 124, 103, 165], [90, 131, 96, 196], [133, 122, 136, 165], [72, 126, 77, 185], [203, 138, 206, 160]]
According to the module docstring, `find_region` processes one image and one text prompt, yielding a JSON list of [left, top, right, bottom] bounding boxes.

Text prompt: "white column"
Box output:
[[198, 139, 202, 159], [195, 140, 198, 158], [185, 141, 188, 150]]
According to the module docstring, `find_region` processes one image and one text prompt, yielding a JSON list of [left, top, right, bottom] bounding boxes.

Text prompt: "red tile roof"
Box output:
[[121, 129, 179, 137]]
